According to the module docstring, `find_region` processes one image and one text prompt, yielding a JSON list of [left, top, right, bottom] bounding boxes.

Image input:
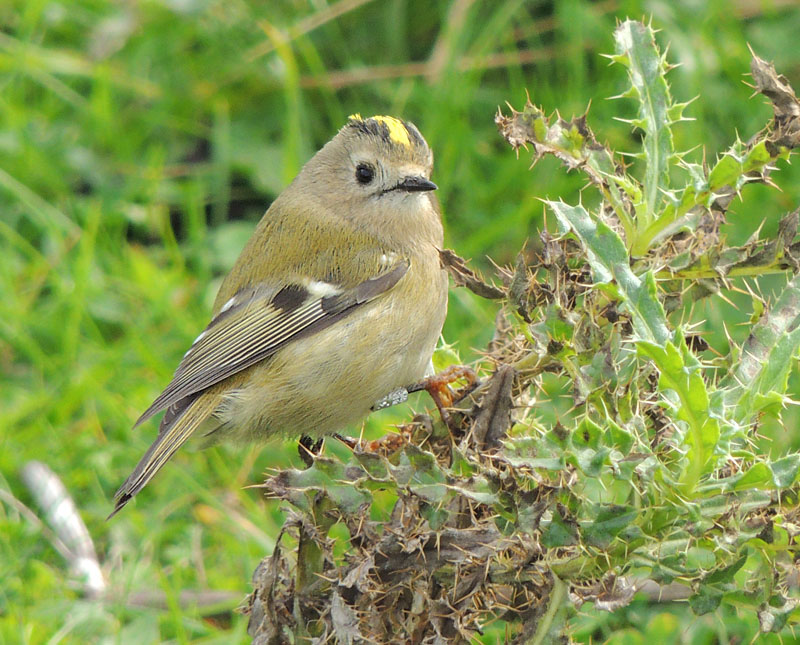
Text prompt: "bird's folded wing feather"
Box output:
[[134, 259, 409, 427]]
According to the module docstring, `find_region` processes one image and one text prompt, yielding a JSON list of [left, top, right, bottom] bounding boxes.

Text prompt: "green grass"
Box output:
[[2, 1, 800, 642]]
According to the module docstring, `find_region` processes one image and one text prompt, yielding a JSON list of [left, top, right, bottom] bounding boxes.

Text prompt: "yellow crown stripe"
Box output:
[[347, 113, 411, 148], [373, 115, 411, 147]]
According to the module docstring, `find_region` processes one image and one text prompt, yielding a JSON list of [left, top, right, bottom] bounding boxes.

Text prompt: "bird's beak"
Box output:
[[396, 176, 438, 192]]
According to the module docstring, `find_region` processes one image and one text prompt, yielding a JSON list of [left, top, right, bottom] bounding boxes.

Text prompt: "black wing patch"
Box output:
[[134, 260, 409, 427]]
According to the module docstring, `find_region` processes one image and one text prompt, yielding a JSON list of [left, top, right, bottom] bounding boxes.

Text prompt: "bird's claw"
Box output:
[[409, 365, 479, 429]]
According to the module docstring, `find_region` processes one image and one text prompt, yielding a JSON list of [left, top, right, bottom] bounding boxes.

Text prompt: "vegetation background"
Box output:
[[3, 0, 800, 642]]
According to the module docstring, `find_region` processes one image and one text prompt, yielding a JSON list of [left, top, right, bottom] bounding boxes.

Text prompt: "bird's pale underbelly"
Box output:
[[216, 268, 447, 442]]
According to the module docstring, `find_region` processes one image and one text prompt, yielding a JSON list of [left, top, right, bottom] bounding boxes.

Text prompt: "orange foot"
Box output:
[[408, 365, 479, 428]]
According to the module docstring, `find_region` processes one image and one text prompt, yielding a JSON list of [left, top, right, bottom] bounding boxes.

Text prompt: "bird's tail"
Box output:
[[109, 391, 221, 518]]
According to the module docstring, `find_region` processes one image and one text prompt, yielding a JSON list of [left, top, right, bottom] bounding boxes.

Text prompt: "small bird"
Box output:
[[111, 115, 448, 516]]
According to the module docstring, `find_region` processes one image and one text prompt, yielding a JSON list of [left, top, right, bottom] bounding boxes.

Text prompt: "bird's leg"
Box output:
[[407, 365, 479, 429], [298, 435, 324, 468], [371, 387, 409, 411], [366, 365, 479, 436]]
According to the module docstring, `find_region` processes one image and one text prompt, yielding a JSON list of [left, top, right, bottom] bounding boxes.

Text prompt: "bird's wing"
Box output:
[[134, 259, 409, 427]]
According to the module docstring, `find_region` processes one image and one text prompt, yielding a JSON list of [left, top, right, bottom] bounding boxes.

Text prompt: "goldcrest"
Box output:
[[112, 115, 447, 515]]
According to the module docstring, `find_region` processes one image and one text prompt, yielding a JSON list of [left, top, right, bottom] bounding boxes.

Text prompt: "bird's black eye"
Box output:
[[355, 163, 375, 185]]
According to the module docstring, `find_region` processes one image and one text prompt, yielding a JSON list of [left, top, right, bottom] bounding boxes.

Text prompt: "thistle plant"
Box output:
[[246, 20, 800, 643]]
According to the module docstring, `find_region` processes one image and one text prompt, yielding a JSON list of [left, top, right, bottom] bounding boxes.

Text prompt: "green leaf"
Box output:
[[689, 587, 723, 615], [544, 304, 575, 342], [613, 20, 674, 221], [771, 455, 800, 488], [546, 200, 670, 345], [394, 445, 449, 503], [354, 451, 392, 479], [707, 140, 775, 194], [581, 504, 638, 548], [450, 476, 499, 505], [432, 341, 462, 372], [704, 554, 747, 585], [450, 447, 476, 477], [269, 458, 371, 514], [504, 455, 565, 471], [420, 503, 449, 530], [685, 547, 716, 572], [573, 418, 603, 449], [707, 153, 741, 188], [722, 272, 800, 421], [570, 446, 610, 477], [725, 455, 800, 494], [638, 340, 719, 491], [605, 420, 635, 454], [541, 507, 579, 548], [733, 463, 772, 491]]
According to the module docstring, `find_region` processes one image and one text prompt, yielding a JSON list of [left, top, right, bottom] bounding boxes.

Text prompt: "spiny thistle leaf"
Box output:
[[581, 504, 638, 548], [265, 457, 373, 514], [638, 340, 719, 491], [546, 199, 670, 345], [729, 457, 800, 491], [722, 271, 800, 420], [612, 20, 674, 221]]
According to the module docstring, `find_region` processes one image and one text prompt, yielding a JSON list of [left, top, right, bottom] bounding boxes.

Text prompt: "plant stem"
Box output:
[[527, 574, 567, 645], [655, 262, 793, 282]]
